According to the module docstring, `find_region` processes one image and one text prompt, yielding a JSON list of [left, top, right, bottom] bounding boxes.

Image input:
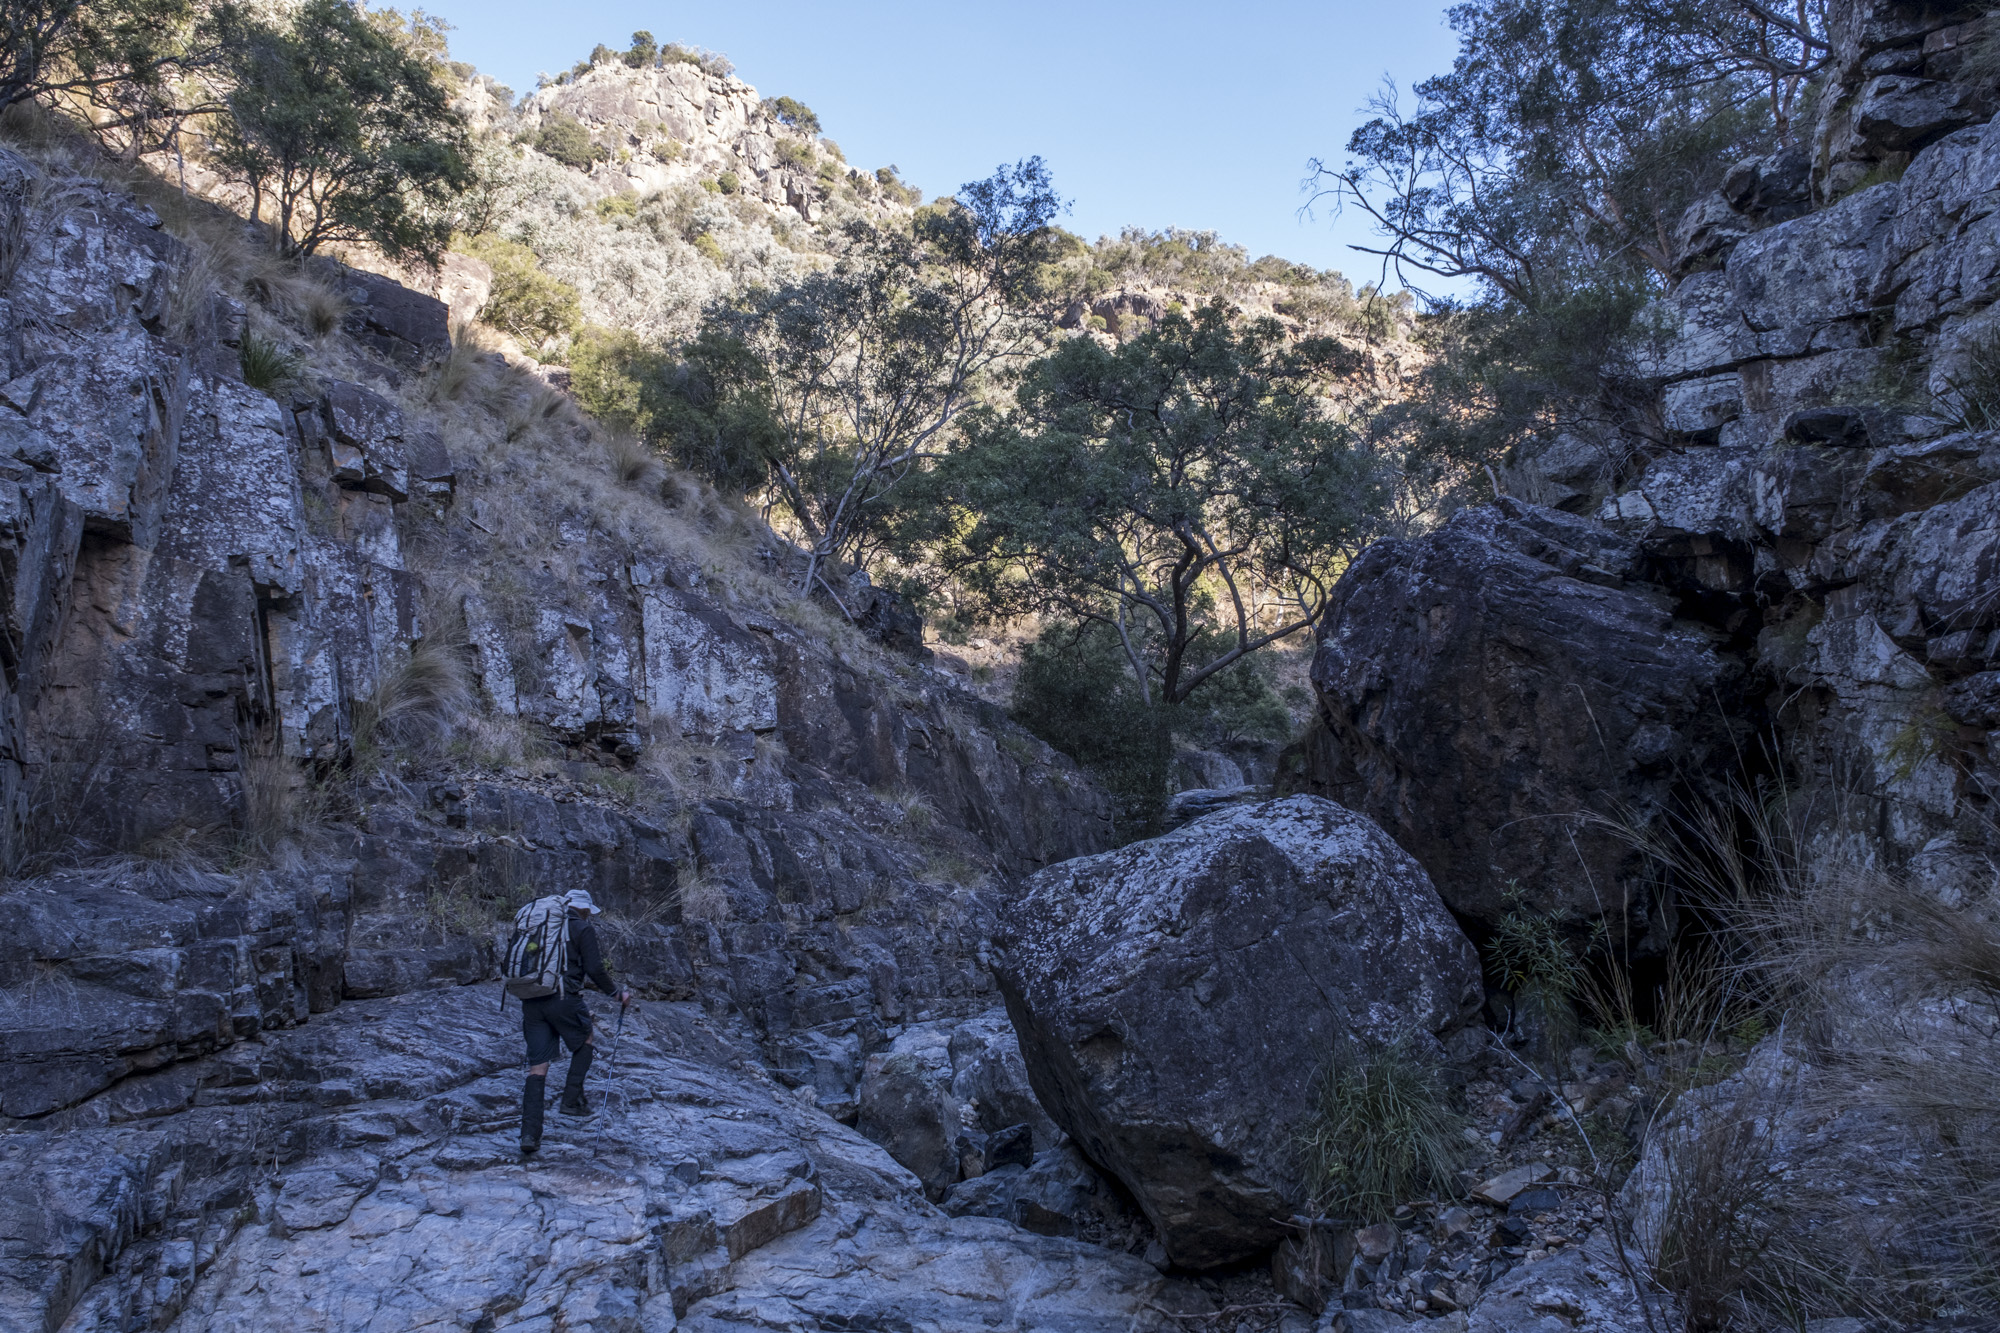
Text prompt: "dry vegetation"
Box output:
[[1601, 785, 2000, 1327]]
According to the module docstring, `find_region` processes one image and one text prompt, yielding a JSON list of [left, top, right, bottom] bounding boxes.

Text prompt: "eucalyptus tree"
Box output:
[[213, 0, 468, 261], [711, 157, 1068, 603], [921, 304, 1382, 707]]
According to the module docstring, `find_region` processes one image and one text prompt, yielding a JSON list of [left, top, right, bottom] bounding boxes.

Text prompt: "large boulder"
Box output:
[[1308, 498, 1745, 932], [996, 795, 1483, 1269]]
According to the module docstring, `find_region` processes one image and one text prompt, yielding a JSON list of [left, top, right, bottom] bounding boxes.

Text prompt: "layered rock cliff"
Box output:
[[1301, 1, 2000, 938]]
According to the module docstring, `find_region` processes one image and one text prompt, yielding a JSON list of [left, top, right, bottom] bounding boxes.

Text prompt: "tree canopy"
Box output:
[[1, 0, 226, 148], [1319, 0, 1819, 303], [213, 0, 469, 261], [918, 305, 1380, 707]]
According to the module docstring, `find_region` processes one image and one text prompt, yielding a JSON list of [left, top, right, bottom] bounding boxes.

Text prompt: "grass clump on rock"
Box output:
[[1298, 1040, 1468, 1222]]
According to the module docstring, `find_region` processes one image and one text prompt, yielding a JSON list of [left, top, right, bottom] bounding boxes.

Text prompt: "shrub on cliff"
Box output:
[[211, 0, 469, 261], [874, 165, 921, 206], [765, 95, 819, 135], [533, 110, 605, 170], [569, 325, 780, 497], [457, 232, 581, 351]]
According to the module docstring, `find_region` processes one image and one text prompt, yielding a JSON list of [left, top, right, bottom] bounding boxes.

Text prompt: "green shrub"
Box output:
[[1012, 623, 1172, 838], [692, 232, 724, 266], [649, 139, 680, 163], [874, 165, 920, 205], [567, 325, 780, 496], [660, 44, 731, 77], [1297, 1040, 1469, 1222], [715, 170, 739, 194], [765, 95, 820, 135], [456, 232, 581, 351], [534, 112, 607, 170], [624, 30, 656, 67], [595, 193, 637, 220], [774, 139, 814, 170], [238, 328, 301, 393]]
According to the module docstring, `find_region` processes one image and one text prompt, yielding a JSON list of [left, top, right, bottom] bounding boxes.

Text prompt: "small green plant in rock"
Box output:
[[715, 170, 739, 194], [238, 327, 301, 393], [1298, 1039, 1469, 1222], [1486, 880, 1591, 1050]]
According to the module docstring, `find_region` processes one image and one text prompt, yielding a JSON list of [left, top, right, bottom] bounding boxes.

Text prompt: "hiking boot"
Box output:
[[558, 1044, 595, 1117], [520, 1074, 546, 1154]]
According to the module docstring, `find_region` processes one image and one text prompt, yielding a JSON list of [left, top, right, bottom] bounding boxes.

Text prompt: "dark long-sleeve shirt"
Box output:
[[563, 920, 618, 996]]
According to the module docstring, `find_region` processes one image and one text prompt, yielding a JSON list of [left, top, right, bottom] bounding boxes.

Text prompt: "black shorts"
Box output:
[[521, 994, 594, 1065]]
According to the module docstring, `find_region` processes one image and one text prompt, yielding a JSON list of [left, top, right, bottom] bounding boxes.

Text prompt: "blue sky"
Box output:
[[417, 1, 1465, 292]]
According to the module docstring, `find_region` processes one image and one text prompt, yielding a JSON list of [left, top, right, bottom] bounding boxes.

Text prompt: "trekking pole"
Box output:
[[608, 999, 628, 1066], [593, 998, 632, 1152]]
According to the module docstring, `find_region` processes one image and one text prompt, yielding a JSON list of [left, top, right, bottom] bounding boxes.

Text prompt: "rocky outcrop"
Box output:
[[1349, 29, 2000, 928], [998, 796, 1483, 1268], [2, 984, 1177, 1333], [850, 1009, 1058, 1201], [1309, 499, 1745, 930], [1815, 2, 1990, 200], [518, 61, 884, 225]]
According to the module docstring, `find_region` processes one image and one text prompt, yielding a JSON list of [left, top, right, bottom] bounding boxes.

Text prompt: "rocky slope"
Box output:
[[0, 117, 1199, 1330], [10, 3, 1998, 1329]]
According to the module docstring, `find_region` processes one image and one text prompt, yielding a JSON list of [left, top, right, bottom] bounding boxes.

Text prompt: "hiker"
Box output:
[[514, 888, 630, 1155]]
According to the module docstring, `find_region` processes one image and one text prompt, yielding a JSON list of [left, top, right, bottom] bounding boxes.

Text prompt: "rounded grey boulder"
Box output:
[[996, 794, 1483, 1269]]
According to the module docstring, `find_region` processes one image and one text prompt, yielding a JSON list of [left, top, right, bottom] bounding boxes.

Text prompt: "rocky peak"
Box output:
[[514, 60, 893, 224]]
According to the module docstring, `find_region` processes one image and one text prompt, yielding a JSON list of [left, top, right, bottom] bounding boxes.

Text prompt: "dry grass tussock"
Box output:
[[674, 869, 732, 924], [1297, 1038, 1469, 1224], [1604, 784, 2000, 1326], [350, 599, 475, 768]]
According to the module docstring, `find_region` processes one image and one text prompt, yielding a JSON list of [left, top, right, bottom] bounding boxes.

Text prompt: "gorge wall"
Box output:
[[0, 123, 1174, 1330], [1296, 0, 2000, 943]]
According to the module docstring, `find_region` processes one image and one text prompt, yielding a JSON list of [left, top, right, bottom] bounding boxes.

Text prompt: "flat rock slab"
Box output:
[[6, 986, 1177, 1333]]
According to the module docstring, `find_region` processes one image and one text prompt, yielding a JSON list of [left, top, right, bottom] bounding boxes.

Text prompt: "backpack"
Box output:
[[502, 896, 571, 999]]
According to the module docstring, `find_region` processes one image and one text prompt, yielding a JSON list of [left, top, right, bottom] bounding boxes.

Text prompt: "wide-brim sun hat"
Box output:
[[564, 889, 603, 915]]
